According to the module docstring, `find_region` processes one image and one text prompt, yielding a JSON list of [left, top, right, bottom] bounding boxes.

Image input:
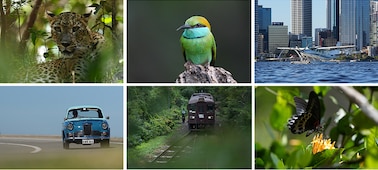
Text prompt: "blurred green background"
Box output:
[[127, 0, 251, 83]]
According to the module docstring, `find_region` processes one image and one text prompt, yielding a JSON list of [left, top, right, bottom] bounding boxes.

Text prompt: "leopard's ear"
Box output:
[[82, 11, 92, 22], [46, 11, 55, 21]]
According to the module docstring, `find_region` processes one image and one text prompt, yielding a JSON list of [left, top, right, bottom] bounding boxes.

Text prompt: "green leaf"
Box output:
[[337, 115, 353, 135], [313, 86, 331, 97], [366, 127, 378, 168], [270, 141, 286, 159], [270, 152, 285, 169], [270, 90, 295, 132], [270, 103, 292, 131], [310, 148, 339, 167], [352, 111, 376, 130], [101, 15, 112, 24], [287, 147, 312, 168], [255, 158, 264, 168]]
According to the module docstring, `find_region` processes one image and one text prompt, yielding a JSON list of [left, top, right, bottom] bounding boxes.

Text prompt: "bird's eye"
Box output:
[[195, 23, 202, 28]]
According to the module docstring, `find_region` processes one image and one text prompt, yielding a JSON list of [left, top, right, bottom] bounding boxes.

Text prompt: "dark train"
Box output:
[[187, 93, 216, 130]]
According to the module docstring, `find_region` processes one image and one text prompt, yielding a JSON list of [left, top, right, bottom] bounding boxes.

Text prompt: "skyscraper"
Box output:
[[291, 0, 312, 37], [339, 0, 370, 50], [326, 0, 339, 41], [370, 0, 378, 55], [255, 0, 259, 56], [268, 22, 289, 53], [258, 5, 271, 53]]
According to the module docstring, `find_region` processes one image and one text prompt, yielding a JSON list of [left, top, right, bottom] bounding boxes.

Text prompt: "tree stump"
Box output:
[[176, 62, 237, 83]]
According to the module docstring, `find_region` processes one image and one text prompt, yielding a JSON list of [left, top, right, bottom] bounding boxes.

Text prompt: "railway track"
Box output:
[[151, 131, 197, 164]]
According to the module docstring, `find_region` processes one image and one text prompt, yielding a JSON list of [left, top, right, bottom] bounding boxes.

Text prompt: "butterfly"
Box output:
[[287, 91, 323, 137]]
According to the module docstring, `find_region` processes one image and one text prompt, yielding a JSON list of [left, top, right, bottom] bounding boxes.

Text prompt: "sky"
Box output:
[[0, 86, 123, 137], [258, 0, 327, 38]]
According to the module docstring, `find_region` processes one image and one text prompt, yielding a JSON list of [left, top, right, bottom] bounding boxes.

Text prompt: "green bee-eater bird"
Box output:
[[177, 16, 216, 66]]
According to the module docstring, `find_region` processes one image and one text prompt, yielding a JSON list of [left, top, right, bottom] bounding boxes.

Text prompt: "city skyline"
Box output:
[[258, 0, 326, 37]]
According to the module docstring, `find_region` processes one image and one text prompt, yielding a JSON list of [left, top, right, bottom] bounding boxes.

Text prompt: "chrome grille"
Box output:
[[83, 124, 91, 135]]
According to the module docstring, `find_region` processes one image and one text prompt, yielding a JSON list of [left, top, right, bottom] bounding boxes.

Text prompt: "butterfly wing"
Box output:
[[304, 91, 321, 136], [294, 96, 307, 115], [288, 91, 321, 136]]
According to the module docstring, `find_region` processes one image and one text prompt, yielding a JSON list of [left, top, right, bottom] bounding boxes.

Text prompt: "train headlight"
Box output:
[[67, 123, 74, 130], [208, 116, 213, 119], [190, 116, 195, 119], [102, 122, 108, 130]]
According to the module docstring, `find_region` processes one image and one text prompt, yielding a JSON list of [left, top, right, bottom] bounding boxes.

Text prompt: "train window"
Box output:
[[207, 104, 214, 112], [198, 105, 205, 113], [188, 104, 196, 113]]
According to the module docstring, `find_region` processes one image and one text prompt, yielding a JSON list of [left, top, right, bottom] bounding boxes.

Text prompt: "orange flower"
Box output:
[[311, 133, 336, 154]]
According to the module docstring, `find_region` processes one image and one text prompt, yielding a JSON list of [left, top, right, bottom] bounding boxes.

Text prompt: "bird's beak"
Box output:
[[176, 24, 191, 31]]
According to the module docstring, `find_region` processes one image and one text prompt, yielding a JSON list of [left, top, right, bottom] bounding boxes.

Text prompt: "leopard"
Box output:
[[23, 12, 104, 83]]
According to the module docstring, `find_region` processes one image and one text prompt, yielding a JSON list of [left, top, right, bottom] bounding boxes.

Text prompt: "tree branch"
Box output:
[[176, 62, 237, 83], [20, 0, 43, 49], [337, 86, 378, 125]]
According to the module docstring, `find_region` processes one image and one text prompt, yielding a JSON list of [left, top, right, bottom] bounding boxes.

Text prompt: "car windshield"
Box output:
[[67, 108, 103, 119]]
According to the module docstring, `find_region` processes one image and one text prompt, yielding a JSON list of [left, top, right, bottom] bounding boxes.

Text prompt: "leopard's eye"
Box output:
[[72, 26, 80, 32], [54, 26, 61, 32]]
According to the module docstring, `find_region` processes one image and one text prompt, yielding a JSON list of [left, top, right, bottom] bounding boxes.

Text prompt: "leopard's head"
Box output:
[[48, 12, 94, 57]]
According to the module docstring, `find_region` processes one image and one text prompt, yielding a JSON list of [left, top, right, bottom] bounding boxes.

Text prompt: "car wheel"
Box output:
[[63, 140, 69, 149], [100, 139, 109, 148]]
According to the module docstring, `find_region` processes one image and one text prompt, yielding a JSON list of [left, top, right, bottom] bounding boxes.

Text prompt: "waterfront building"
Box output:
[[301, 36, 313, 48], [315, 28, 337, 47], [255, 0, 259, 56], [327, 0, 340, 41], [258, 5, 271, 53], [339, 0, 370, 50], [257, 33, 264, 54], [291, 0, 312, 37], [315, 28, 330, 46], [370, 1, 378, 56], [268, 22, 288, 53]]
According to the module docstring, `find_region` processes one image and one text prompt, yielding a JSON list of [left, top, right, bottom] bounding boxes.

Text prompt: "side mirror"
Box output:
[[106, 116, 110, 119], [64, 117, 67, 121]]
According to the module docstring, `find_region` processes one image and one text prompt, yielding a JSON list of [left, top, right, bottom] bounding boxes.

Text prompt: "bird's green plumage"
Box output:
[[177, 16, 216, 66]]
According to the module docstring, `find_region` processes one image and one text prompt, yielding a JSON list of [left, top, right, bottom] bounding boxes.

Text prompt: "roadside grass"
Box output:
[[0, 148, 122, 169]]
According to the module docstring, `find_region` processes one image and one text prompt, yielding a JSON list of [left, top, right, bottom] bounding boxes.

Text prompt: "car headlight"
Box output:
[[67, 123, 74, 130], [190, 116, 195, 119], [208, 116, 213, 119], [102, 122, 108, 130]]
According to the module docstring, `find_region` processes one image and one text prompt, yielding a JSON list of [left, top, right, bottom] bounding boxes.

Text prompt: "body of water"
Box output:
[[255, 61, 378, 83]]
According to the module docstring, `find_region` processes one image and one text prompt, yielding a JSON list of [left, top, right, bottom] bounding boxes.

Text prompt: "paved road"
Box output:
[[0, 136, 123, 169]]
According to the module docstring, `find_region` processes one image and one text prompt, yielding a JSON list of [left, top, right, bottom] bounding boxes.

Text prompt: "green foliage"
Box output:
[[255, 86, 378, 168], [213, 86, 251, 129], [127, 87, 186, 147], [270, 89, 299, 132]]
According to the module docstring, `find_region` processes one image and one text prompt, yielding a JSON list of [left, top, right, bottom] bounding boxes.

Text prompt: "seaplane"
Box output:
[[277, 44, 355, 64]]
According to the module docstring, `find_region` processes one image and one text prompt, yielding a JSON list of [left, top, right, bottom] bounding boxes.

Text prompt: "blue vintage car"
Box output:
[[62, 105, 110, 149]]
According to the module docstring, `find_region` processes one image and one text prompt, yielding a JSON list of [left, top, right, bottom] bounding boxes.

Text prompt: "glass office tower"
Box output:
[[291, 0, 312, 37]]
